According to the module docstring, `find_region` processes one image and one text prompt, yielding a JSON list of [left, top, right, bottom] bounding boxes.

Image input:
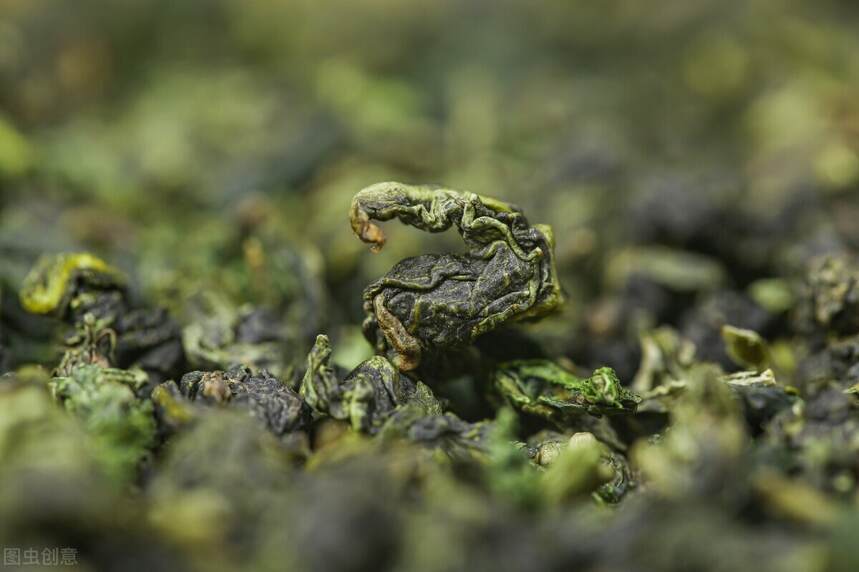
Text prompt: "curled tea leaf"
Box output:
[[493, 359, 640, 425], [50, 364, 155, 484], [20, 252, 185, 387], [351, 182, 563, 370], [155, 367, 312, 442], [300, 334, 442, 433], [19, 253, 124, 318]]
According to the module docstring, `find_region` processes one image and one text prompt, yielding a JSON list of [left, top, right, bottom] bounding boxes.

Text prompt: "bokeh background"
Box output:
[[3, 0, 859, 376]]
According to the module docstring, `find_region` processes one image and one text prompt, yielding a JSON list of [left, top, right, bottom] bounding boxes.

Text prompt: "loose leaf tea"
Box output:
[[20, 253, 185, 388], [2, 3, 859, 570], [300, 334, 441, 433], [351, 182, 563, 370], [493, 360, 640, 421]]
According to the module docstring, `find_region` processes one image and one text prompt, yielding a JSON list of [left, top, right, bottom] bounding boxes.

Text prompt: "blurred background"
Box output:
[[2, 0, 859, 379]]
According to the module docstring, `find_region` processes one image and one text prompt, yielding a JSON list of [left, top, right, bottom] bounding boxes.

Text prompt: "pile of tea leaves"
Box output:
[[3, 1, 859, 571], [1, 183, 858, 571]]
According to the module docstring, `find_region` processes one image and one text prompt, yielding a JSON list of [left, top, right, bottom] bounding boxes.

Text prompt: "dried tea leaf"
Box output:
[[722, 324, 770, 371], [154, 367, 311, 452], [50, 364, 155, 484], [301, 334, 442, 433], [494, 359, 640, 425], [351, 182, 562, 370], [20, 253, 185, 387]]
